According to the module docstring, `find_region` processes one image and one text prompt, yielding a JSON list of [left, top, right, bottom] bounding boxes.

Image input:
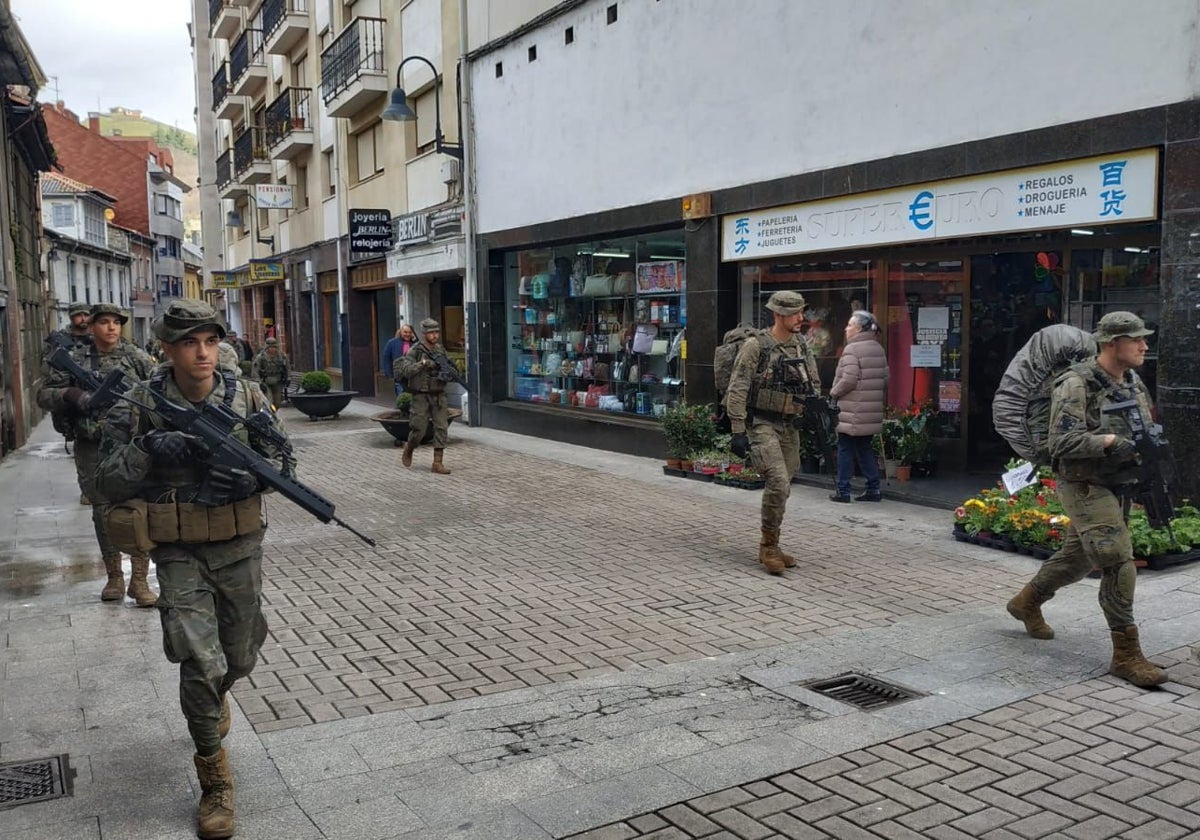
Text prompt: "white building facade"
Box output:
[[464, 0, 1200, 483]]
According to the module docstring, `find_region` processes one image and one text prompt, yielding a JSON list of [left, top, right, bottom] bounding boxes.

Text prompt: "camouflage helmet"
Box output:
[[1093, 311, 1153, 344], [265, 337, 278, 346], [89, 302, 128, 324], [420, 318, 440, 332], [154, 299, 227, 343], [216, 341, 241, 372], [68, 301, 91, 317], [765, 290, 807, 316]]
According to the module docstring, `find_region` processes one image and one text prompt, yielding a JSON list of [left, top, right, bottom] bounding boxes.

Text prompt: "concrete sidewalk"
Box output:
[[2, 405, 1198, 840]]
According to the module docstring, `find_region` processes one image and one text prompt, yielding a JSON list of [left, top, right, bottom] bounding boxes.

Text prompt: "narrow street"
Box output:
[[2, 402, 1198, 839]]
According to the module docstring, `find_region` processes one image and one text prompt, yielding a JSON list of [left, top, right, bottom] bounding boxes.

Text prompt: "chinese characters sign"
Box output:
[[721, 148, 1158, 260]]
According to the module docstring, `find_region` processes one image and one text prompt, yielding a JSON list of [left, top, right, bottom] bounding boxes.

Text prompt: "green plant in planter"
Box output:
[[395, 391, 414, 414], [661, 403, 719, 461], [300, 371, 332, 393]]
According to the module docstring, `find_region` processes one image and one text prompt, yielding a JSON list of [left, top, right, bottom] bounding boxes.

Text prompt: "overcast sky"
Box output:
[[12, 0, 197, 132]]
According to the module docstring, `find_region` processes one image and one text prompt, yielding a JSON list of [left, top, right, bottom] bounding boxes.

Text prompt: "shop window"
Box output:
[[506, 231, 686, 417], [353, 123, 383, 182], [887, 261, 964, 442], [741, 260, 876, 390]]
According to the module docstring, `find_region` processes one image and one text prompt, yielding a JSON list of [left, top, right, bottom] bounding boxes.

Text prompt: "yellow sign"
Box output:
[[212, 272, 239, 289], [248, 260, 284, 283]]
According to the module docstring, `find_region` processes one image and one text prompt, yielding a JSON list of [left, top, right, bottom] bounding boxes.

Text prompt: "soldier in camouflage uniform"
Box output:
[[725, 290, 821, 574], [1007, 311, 1167, 688], [250, 337, 288, 408], [96, 300, 293, 839], [395, 317, 452, 474], [41, 301, 92, 476], [37, 303, 157, 604]]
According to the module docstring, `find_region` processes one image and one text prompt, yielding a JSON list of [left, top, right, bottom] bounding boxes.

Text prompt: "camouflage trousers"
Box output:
[[153, 532, 268, 754], [407, 392, 449, 449], [1030, 479, 1136, 630], [749, 420, 800, 532], [73, 438, 118, 558], [263, 381, 284, 409]]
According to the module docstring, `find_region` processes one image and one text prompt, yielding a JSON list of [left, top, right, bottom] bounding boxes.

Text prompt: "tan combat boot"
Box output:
[[1109, 626, 1168, 687], [218, 694, 231, 739], [767, 528, 797, 567], [100, 555, 125, 602], [1006, 583, 1054, 640], [126, 556, 157, 608], [758, 529, 786, 575], [401, 440, 415, 468], [431, 448, 451, 475], [193, 748, 235, 839]]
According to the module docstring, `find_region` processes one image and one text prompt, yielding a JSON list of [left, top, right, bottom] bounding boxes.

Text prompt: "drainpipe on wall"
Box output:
[[459, 0, 478, 425]]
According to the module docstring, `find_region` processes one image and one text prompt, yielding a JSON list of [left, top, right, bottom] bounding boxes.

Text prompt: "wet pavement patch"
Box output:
[[0, 754, 75, 809]]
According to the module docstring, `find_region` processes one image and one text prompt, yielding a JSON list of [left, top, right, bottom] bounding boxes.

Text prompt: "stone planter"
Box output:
[[289, 391, 358, 421], [369, 408, 462, 446]]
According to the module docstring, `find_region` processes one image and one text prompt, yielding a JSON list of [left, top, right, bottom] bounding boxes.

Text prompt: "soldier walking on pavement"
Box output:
[[37, 303, 157, 604], [250, 336, 288, 408], [396, 317, 454, 474], [1006, 311, 1168, 688], [725, 290, 822, 574], [96, 300, 293, 839], [42, 301, 93, 501]]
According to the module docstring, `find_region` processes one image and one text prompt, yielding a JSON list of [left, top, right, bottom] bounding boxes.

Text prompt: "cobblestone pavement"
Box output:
[[570, 648, 1200, 840], [247, 407, 1014, 732]]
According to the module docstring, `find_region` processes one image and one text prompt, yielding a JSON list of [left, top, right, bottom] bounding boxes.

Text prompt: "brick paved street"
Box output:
[[569, 650, 1200, 840], [247, 405, 1017, 731], [2, 407, 1199, 840]]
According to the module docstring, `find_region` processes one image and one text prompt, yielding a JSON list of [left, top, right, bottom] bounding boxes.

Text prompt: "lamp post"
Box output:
[[380, 55, 463, 159]]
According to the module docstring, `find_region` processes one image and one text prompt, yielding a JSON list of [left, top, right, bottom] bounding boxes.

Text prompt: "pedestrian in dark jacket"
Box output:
[[382, 324, 417, 395], [829, 310, 888, 502]]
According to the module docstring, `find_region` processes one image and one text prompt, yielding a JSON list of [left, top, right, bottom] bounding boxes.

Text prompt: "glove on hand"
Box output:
[[63, 387, 91, 411], [421, 358, 436, 370], [1109, 437, 1137, 458], [138, 430, 197, 465], [730, 433, 751, 459], [208, 466, 259, 501]]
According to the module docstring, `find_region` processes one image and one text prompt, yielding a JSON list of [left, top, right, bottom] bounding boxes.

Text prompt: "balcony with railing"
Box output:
[[216, 147, 246, 199], [230, 28, 267, 98], [265, 88, 313, 160], [264, 0, 309, 56], [320, 17, 387, 119], [209, 0, 241, 40], [233, 127, 271, 185]]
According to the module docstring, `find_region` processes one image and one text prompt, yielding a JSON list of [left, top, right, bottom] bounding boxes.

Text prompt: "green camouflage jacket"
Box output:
[[395, 340, 448, 394], [37, 341, 154, 440], [251, 350, 289, 385], [725, 332, 821, 434], [1048, 358, 1154, 485]]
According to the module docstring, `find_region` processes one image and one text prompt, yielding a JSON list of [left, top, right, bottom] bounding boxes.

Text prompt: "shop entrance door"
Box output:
[[967, 251, 1063, 468]]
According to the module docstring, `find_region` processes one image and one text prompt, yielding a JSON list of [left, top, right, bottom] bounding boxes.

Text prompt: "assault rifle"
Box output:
[[776, 356, 840, 465], [103, 369, 377, 547], [424, 348, 467, 388], [45, 345, 133, 414], [1101, 398, 1179, 533]]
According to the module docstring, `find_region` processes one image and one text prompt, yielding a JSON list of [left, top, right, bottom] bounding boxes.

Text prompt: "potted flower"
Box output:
[[661, 403, 718, 472], [369, 390, 461, 445], [888, 403, 938, 478], [289, 371, 359, 421]]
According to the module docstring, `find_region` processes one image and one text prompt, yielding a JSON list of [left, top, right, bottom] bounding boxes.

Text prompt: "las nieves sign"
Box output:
[[721, 148, 1159, 261]]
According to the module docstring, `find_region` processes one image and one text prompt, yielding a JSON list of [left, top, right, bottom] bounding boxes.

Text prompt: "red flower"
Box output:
[[1040, 478, 1057, 489], [955, 506, 967, 519], [1036, 494, 1047, 507]]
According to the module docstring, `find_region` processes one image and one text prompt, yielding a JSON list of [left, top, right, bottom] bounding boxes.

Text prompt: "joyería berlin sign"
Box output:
[[348, 208, 393, 253]]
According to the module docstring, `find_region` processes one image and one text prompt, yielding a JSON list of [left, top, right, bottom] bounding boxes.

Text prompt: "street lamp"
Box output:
[[380, 55, 463, 159]]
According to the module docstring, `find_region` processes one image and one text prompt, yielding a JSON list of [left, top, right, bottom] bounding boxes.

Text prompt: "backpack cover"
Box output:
[[714, 324, 763, 397], [992, 324, 1097, 463]]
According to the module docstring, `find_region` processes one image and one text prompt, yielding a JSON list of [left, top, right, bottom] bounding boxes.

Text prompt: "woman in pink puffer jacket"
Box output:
[[829, 311, 888, 502]]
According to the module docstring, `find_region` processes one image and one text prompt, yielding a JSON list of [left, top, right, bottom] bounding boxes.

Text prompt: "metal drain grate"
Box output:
[[0, 754, 74, 810], [803, 673, 923, 710]]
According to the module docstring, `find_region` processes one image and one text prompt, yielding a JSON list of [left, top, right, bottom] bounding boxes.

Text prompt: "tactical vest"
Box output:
[[751, 337, 814, 418], [1054, 362, 1148, 485]]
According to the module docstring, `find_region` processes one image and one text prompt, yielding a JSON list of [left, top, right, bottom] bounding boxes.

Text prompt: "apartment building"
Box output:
[[0, 1, 55, 457], [40, 173, 136, 335], [195, 0, 467, 396], [41, 106, 190, 339]]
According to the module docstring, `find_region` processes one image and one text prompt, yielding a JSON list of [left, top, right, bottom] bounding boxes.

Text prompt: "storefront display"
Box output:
[[507, 233, 686, 417]]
